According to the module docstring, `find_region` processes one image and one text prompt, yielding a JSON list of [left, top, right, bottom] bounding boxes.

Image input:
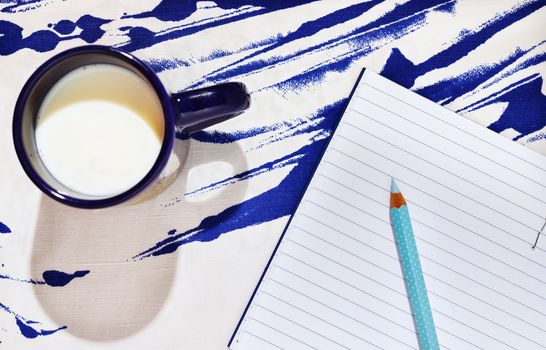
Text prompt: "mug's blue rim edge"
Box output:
[[12, 45, 176, 209]]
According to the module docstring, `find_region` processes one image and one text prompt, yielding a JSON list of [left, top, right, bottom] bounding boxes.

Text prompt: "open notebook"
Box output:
[[229, 69, 546, 349]]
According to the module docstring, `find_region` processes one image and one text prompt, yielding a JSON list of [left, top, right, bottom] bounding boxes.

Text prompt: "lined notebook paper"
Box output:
[[229, 69, 546, 349]]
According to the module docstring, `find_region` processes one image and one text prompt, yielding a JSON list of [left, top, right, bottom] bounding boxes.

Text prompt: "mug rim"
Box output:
[[12, 45, 176, 209]]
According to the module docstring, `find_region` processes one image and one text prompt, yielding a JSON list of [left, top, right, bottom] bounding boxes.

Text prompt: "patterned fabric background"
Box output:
[[1, 0, 544, 349]]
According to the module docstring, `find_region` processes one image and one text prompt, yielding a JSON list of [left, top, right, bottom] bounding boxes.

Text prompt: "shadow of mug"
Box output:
[[31, 137, 248, 341]]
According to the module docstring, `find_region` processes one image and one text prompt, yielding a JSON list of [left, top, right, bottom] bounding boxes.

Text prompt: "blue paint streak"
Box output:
[[128, 0, 198, 22], [267, 13, 427, 93], [194, 0, 451, 88], [146, 57, 190, 73], [488, 49, 546, 87], [0, 274, 45, 285], [52, 19, 76, 35], [0, 222, 10, 234], [381, 0, 545, 89], [183, 121, 290, 144], [42, 270, 90, 287], [76, 15, 110, 43], [415, 44, 545, 104], [185, 152, 301, 198], [178, 114, 328, 199], [201, 0, 383, 80], [0, 15, 110, 56], [118, 0, 319, 52], [460, 74, 546, 139], [128, 0, 318, 22], [134, 101, 344, 259], [527, 132, 545, 143], [376, 3, 546, 138], [0, 303, 66, 339], [1, 0, 46, 13], [201, 36, 279, 62], [0, 269, 89, 286], [375, 2, 546, 139], [178, 109, 324, 148]]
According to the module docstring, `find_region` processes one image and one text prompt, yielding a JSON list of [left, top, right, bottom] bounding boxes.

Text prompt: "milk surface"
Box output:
[[35, 64, 164, 197]]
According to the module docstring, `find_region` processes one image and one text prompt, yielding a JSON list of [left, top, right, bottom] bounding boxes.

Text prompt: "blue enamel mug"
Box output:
[[13, 45, 250, 209]]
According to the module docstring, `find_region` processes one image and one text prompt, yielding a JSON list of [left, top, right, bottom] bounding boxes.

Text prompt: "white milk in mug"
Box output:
[[35, 64, 165, 198]]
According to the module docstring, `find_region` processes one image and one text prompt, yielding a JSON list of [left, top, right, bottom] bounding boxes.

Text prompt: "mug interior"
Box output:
[[13, 46, 175, 208]]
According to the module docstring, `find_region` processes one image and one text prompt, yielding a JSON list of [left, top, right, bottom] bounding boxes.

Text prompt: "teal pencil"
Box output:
[[390, 179, 439, 350]]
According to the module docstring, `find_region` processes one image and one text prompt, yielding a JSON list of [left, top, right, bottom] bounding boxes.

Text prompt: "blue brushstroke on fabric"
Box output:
[[121, 26, 156, 51], [52, 19, 76, 35], [146, 57, 190, 73], [377, 3, 546, 138], [459, 73, 539, 113], [0, 274, 45, 285], [202, 0, 383, 80], [76, 15, 110, 43], [459, 74, 546, 139], [416, 44, 545, 105], [118, 12, 255, 52], [160, 117, 325, 206], [42, 270, 90, 287], [118, 0, 320, 52], [16, 317, 66, 339], [185, 123, 278, 143], [194, 0, 452, 88], [16, 318, 41, 338], [185, 153, 302, 198], [0, 15, 110, 55], [0, 221, 10, 234], [1, 269, 90, 286], [179, 115, 328, 200], [483, 49, 546, 90], [134, 101, 344, 259], [122, 5, 254, 52], [380, 47, 417, 89], [129, 0, 318, 22], [267, 9, 428, 93], [201, 36, 280, 62], [186, 114, 323, 151], [1, 0, 45, 13], [527, 132, 545, 143], [381, 0, 545, 89], [128, 0, 198, 22], [0, 20, 60, 55], [169, 117, 326, 204], [0, 302, 66, 339]]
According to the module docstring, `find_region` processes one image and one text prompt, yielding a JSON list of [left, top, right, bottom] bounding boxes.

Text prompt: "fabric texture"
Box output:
[[0, 1, 544, 349]]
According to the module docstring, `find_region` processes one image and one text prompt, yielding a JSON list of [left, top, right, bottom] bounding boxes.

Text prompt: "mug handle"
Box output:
[[171, 82, 250, 134]]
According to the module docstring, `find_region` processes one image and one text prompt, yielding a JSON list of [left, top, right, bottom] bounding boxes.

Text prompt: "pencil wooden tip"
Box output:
[[390, 179, 406, 208]]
